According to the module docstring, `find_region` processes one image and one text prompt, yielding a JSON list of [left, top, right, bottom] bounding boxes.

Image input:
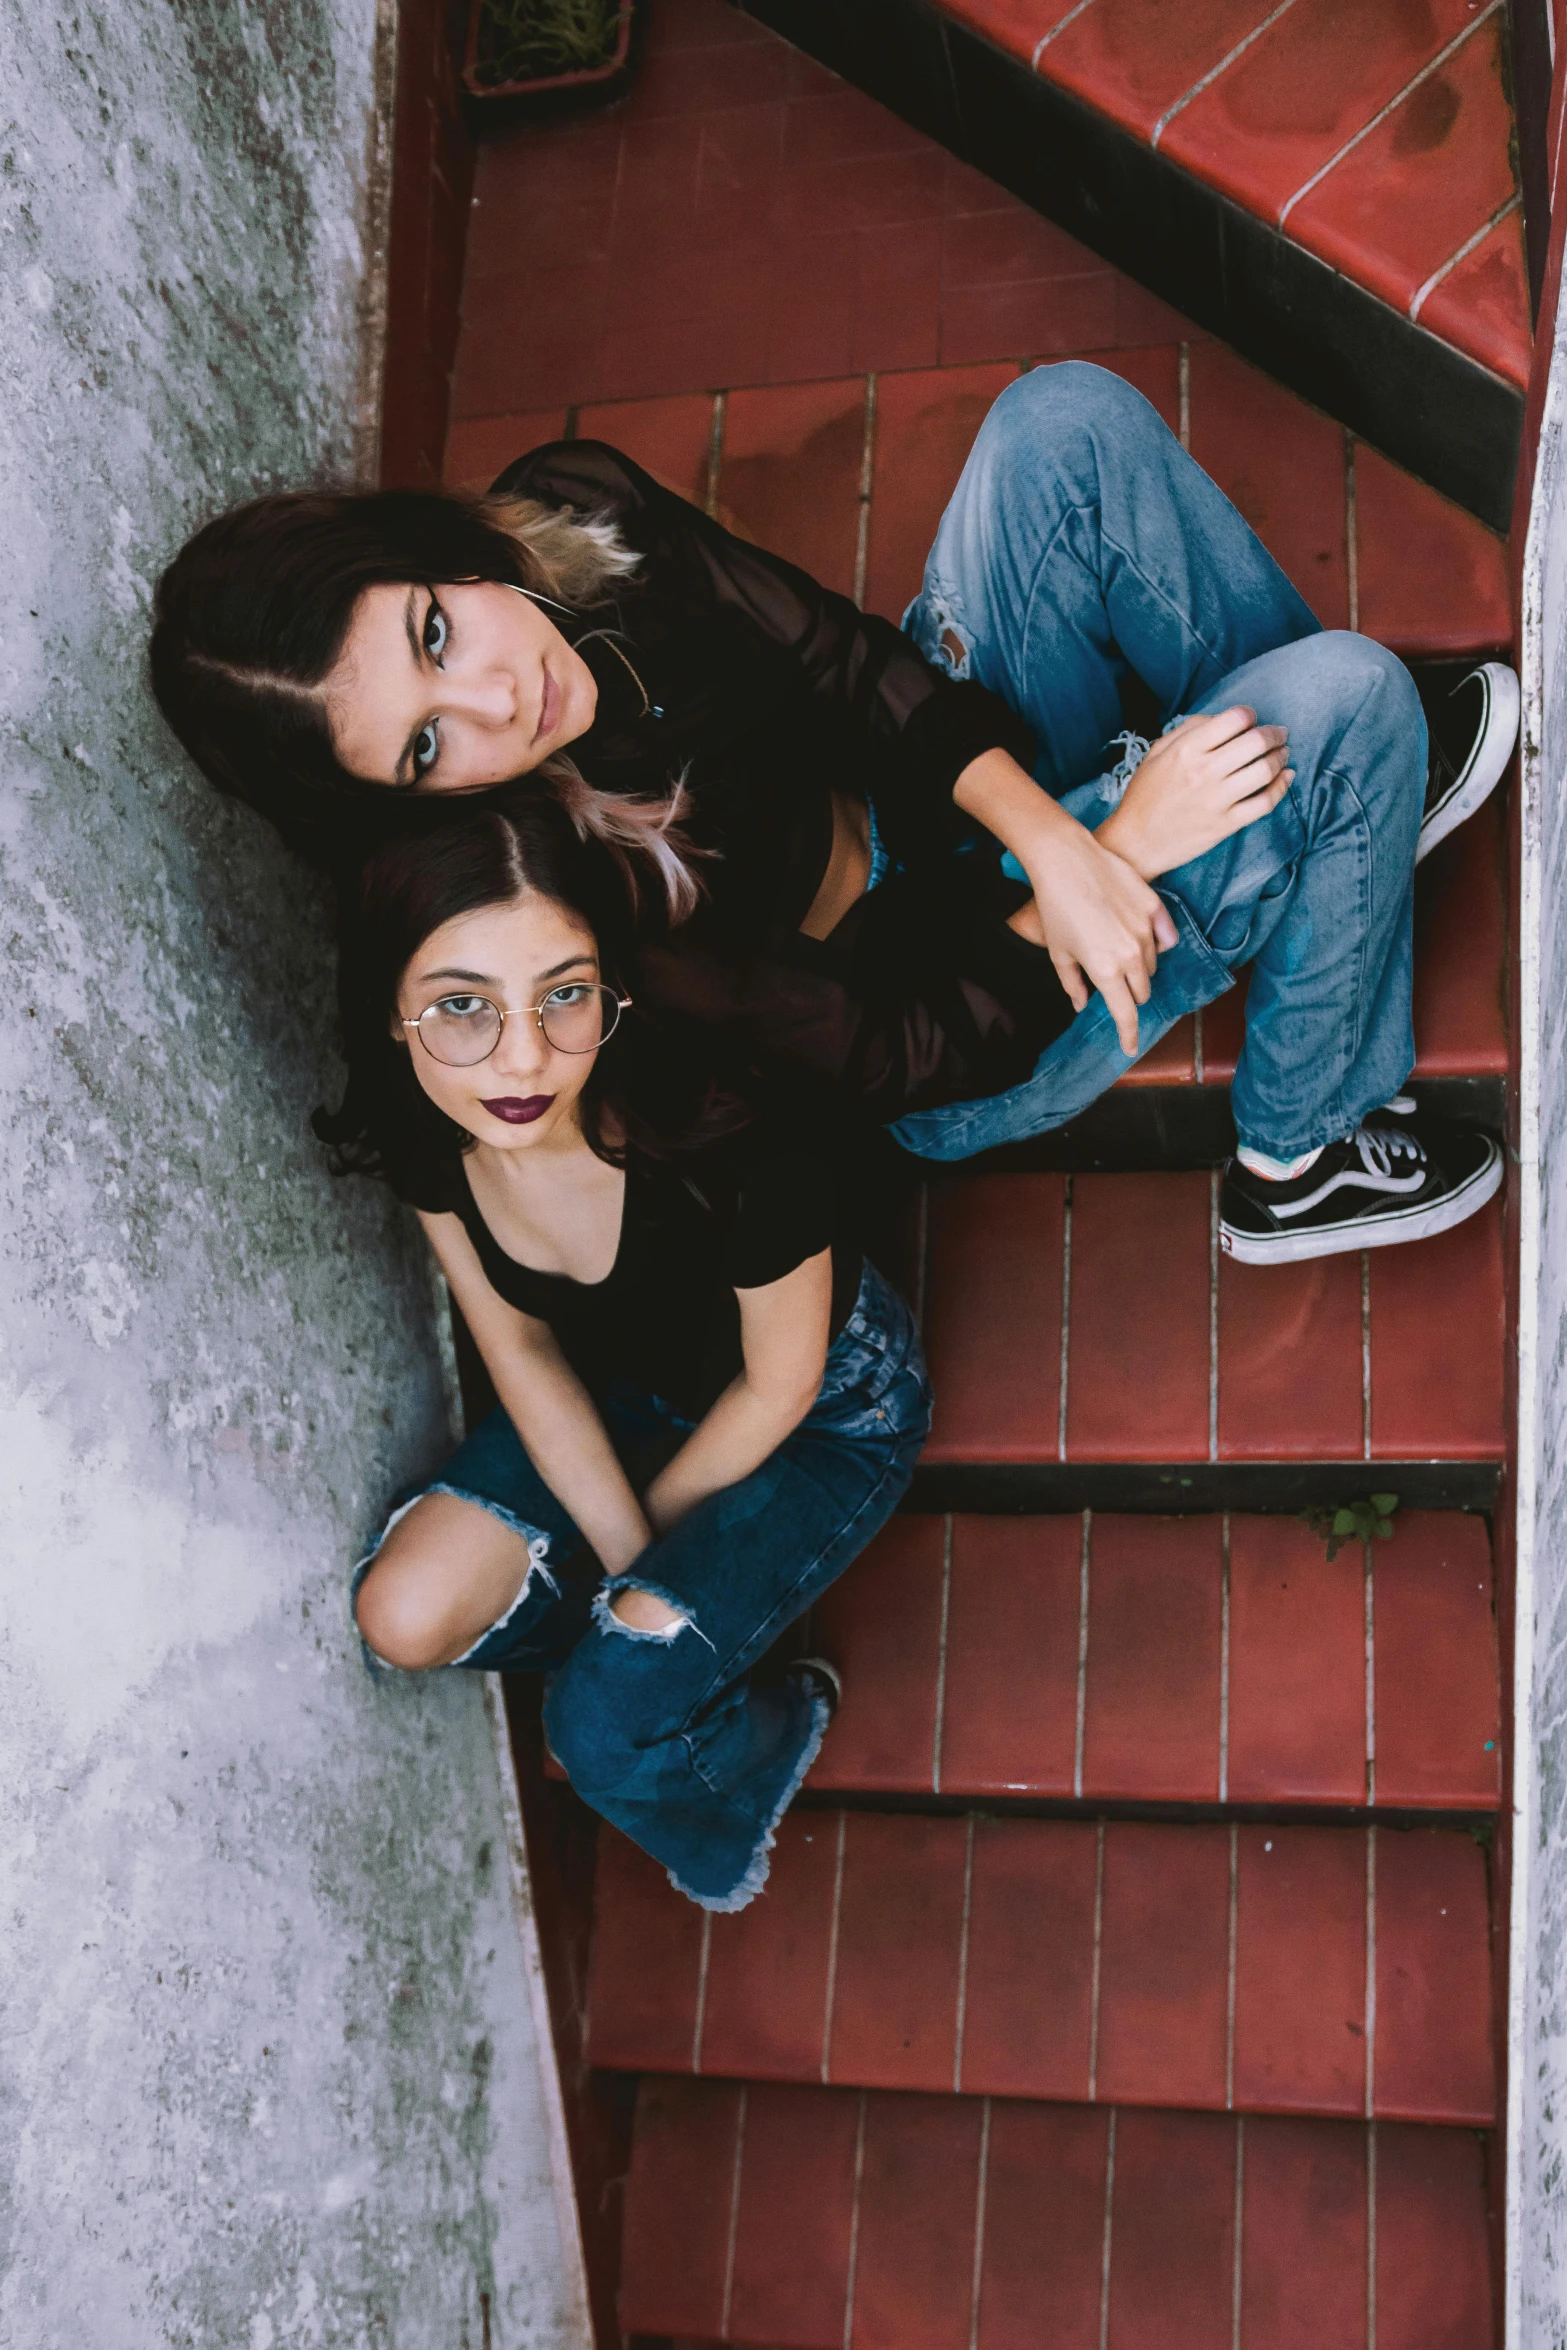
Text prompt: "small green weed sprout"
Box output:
[[1298, 1493, 1400, 1561]]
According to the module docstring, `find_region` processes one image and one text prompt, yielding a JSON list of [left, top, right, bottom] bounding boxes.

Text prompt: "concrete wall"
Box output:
[[1512, 195, 1567, 2349], [0, 5, 584, 2343]]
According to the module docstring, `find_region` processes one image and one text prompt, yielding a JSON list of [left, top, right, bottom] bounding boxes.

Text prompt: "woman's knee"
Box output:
[[1235, 633, 1418, 748], [989, 358, 1167, 451], [354, 1489, 542, 1671], [353, 1558, 453, 1672], [544, 1588, 700, 1791], [1307, 630, 1418, 712]]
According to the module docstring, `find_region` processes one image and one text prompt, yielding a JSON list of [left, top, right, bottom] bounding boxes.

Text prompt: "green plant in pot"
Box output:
[[464, 0, 639, 118]]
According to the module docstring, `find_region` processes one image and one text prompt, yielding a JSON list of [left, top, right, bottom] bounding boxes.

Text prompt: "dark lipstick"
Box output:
[[480, 1094, 555, 1125]]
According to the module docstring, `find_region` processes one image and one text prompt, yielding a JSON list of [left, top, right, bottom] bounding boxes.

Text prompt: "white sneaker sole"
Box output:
[[1220, 1137, 1503, 1264], [1416, 661, 1520, 863]]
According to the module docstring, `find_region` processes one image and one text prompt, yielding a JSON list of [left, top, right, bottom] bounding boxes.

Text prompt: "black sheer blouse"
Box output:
[[492, 441, 1077, 1119]]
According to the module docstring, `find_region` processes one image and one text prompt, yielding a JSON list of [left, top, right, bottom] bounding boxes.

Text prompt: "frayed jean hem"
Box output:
[[666, 1681, 832, 1914]]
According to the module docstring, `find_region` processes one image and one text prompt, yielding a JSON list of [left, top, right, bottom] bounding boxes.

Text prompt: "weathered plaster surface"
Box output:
[[1514, 260, 1567, 2347], [0, 5, 581, 2344]]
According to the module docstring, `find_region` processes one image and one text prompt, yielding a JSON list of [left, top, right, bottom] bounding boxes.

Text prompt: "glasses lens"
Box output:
[[416, 996, 503, 1066], [539, 983, 621, 1054]]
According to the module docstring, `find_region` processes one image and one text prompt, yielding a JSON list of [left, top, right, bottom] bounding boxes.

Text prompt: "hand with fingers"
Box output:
[[951, 740, 1179, 1058], [1096, 704, 1295, 882], [1005, 824, 1180, 1059]]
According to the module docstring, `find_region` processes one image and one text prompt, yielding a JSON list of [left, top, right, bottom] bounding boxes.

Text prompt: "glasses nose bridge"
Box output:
[[488, 998, 549, 1063]]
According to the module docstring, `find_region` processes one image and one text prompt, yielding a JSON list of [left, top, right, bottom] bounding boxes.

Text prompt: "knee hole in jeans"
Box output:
[[607, 1586, 690, 1638]]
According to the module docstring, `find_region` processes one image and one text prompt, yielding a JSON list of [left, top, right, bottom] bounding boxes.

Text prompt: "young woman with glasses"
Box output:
[[333, 791, 929, 1911], [153, 361, 1512, 1262]]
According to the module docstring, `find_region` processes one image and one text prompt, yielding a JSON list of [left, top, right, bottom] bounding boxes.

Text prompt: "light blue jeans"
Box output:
[[890, 362, 1424, 1162]]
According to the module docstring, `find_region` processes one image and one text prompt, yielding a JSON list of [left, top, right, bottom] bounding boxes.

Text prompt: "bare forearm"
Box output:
[[492, 1361, 651, 1575], [644, 1373, 816, 1535], [954, 743, 1082, 862]]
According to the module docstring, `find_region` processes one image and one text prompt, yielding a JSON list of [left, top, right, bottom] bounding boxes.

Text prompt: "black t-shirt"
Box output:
[[489, 441, 1078, 1119], [416, 1132, 862, 1420]]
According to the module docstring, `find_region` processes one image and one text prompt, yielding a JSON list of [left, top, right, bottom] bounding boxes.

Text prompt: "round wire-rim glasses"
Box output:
[[402, 982, 632, 1067]]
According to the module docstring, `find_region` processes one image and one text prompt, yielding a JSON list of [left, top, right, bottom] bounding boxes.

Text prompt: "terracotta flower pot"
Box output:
[[462, 0, 639, 128]]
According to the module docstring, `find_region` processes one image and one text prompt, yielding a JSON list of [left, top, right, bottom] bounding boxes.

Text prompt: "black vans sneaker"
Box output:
[[1219, 1099, 1502, 1264], [1413, 659, 1519, 862]]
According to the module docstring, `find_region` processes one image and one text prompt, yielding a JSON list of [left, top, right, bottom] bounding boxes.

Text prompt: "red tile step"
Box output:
[[913, 1170, 1505, 1467], [945, 0, 1529, 392], [804, 1510, 1500, 1807], [618, 2077, 1495, 2347], [588, 1813, 1495, 2123]]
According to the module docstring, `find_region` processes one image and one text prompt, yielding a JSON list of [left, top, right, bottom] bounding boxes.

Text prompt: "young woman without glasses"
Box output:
[[154, 362, 1513, 1264], [332, 793, 929, 1910]]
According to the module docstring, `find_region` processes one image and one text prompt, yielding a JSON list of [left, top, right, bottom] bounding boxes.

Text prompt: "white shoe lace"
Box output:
[[1348, 1118, 1427, 1182], [1269, 1111, 1428, 1220]]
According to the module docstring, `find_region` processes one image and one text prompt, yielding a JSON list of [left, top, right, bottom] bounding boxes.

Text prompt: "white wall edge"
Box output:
[[1507, 331, 1560, 2349], [482, 1673, 597, 2347]]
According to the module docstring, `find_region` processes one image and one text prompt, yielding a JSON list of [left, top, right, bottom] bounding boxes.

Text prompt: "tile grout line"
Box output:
[[1089, 1818, 1106, 2102], [853, 374, 877, 610], [719, 2082, 747, 2342], [1059, 1175, 1074, 1462], [1277, 0, 1507, 226], [1410, 190, 1522, 320], [1366, 2117, 1378, 2350], [968, 2097, 992, 2350], [1345, 432, 1359, 634], [1364, 1536, 1377, 1808], [1097, 2107, 1117, 2350], [842, 2092, 867, 2350], [1361, 1252, 1372, 1461], [1151, 0, 1305, 147], [1178, 341, 1191, 451], [705, 390, 727, 519], [954, 1813, 976, 2094], [1209, 1169, 1221, 1463], [1226, 1821, 1239, 2112], [691, 1910, 713, 2074], [933, 1514, 953, 1795], [1074, 1509, 1092, 1801], [820, 1810, 847, 2085], [1365, 1824, 1378, 2121], [1232, 2115, 1246, 2350], [1032, 0, 1100, 66], [1219, 1511, 1232, 1805]]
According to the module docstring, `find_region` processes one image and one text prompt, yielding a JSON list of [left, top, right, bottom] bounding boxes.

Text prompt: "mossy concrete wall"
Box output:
[[0, 6, 582, 2343]]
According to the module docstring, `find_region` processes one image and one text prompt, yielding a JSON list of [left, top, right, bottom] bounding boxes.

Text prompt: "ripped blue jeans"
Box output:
[[891, 360, 1424, 1161], [355, 1260, 930, 1911]]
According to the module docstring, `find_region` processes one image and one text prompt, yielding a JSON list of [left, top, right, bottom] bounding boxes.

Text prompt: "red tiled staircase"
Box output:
[[446, 2, 1516, 2339], [951, 0, 1529, 387], [737, 0, 1531, 526]]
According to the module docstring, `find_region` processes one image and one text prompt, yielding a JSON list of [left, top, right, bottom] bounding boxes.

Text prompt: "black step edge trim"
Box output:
[[794, 1788, 1499, 1828], [910, 1074, 1507, 1177], [905, 1460, 1499, 1512], [738, 0, 1523, 529]]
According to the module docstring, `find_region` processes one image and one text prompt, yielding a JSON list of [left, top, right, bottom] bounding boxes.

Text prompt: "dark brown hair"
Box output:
[[149, 483, 699, 914], [315, 786, 741, 1201]]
